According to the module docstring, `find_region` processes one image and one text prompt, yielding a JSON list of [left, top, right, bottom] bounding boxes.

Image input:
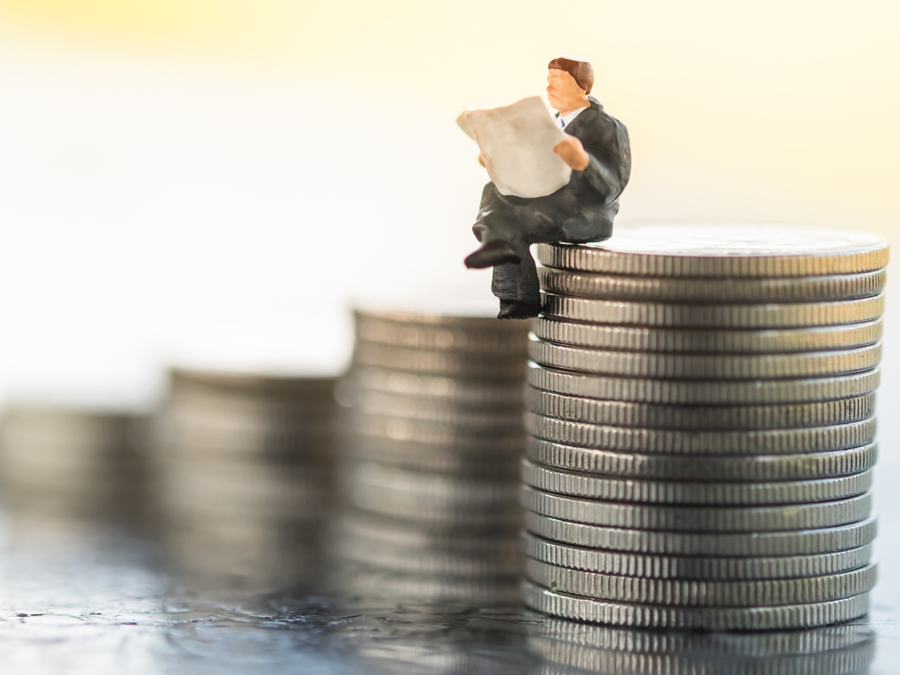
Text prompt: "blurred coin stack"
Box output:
[[529, 618, 876, 675], [334, 308, 529, 603], [0, 402, 146, 533], [521, 223, 888, 630], [150, 368, 337, 585]]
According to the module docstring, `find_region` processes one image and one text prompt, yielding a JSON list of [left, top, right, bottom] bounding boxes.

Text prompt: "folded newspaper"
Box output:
[[459, 96, 571, 199]]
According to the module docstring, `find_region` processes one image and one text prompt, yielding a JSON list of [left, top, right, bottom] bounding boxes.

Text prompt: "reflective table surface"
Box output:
[[2, 347, 899, 675], [0, 459, 895, 675]]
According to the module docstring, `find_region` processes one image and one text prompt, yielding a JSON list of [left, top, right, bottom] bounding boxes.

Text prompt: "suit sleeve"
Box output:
[[572, 115, 631, 203]]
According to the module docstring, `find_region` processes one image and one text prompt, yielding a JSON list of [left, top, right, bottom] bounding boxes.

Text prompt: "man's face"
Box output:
[[546, 69, 584, 110]]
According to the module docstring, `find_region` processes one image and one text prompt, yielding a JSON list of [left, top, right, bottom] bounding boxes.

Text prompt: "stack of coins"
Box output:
[[334, 308, 529, 603], [0, 402, 146, 532], [150, 368, 338, 585], [521, 222, 887, 630]]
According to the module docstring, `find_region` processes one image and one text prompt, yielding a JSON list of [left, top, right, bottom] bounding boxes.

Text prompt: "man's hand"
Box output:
[[554, 136, 590, 171]]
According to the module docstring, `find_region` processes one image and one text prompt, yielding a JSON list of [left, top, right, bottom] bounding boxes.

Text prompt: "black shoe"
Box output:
[[497, 299, 541, 320], [464, 240, 521, 269]]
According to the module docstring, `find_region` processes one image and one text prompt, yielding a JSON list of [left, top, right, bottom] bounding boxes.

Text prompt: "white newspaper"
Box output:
[[463, 96, 571, 199]]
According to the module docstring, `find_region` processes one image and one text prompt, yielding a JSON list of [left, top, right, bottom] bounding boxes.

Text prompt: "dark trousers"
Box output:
[[472, 182, 613, 306]]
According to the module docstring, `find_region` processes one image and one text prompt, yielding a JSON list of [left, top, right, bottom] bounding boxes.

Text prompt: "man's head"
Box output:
[[546, 56, 593, 112]]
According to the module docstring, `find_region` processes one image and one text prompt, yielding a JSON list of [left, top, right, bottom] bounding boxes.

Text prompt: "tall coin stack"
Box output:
[[335, 308, 529, 603], [520, 223, 888, 630], [150, 368, 338, 586]]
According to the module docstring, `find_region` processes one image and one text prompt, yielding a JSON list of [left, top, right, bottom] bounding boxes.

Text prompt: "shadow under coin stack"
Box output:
[[335, 309, 529, 604], [0, 402, 146, 534], [150, 368, 337, 587], [521, 222, 888, 630]]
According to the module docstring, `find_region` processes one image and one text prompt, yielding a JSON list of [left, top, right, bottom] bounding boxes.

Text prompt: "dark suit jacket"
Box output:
[[475, 96, 631, 246], [553, 96, 631, 241]]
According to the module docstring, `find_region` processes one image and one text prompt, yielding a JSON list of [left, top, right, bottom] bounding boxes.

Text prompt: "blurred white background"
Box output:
[[0, 0, 897, 406]]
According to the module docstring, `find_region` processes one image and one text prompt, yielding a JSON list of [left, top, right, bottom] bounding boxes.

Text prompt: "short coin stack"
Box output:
[[150, 368, 338, 586], [521, 222, 887, 630], [335, 308, 529, 603], [0, 401, 146, 533]]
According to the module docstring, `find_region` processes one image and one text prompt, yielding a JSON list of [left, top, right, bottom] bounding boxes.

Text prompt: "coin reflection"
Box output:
[[528, 619, 876, 675]]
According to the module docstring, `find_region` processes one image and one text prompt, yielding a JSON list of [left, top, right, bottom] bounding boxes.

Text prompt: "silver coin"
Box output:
[[527, 361, 880, 405], [352, 342, 527, 379], [354, 311, 529, 353], [526, 388, 875, 431], [353, 307, 532, 334], [162, 495, 328, 527], [521, 579, 871, 630], [163, 520, 325, 583], [335, 531, 523, 577], [337, 509, 522, 552], [525, 437, 878, 481], [521, 459, 873, 506], [339, 367, 524, 405], [0, 402, 136, 453], [344, 567, 521, 604], [0, 448, 142, 483], [347, 460, 520, 507], [520, 485, 872, 532], [151, 414, 335, 459], [155, 461, 332, 519], [536, 223, 889, 277], [0, 468, 140, 508], [157, 479, 331, 522], [541, 292, 884, 329], [344, 488, 521, 527], [526, 558, 877, 607], [170, 367, 338, 397], [162, 391, 336, 428], [521, 532, 873, 581], [538, 265, 887, 302], [525, 511, 878, 556], [351, 390, 524, 426], [345, 461, 521, 526], [163, 514, 325, 557], [0, 432, 140, 468], [525, 413, 877, 455], [529, 336, 882, 380], [154, 453, 331, 481], [156, 401, 335, 435], [531, 316, 883, 354], [354, 411, 525, 448], [344, 430, 524, 458], [344, 436, 521, 475]]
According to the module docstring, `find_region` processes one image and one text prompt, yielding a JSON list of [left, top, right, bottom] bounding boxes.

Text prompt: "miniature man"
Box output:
[[464, 57, 631, 319]]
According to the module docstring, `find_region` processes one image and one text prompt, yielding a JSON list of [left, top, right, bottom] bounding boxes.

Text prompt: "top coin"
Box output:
[[353, 308, 530, 334], [538, 223, 889, 277], [170, 367, 337, 398]]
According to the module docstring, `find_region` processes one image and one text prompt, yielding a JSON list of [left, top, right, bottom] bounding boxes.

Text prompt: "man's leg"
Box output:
[[465, 184, 522, 269], [491, 240, 541, 319]]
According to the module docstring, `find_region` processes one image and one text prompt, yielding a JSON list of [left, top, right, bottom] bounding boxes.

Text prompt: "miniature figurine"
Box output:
[[463, 57, 631, 319]]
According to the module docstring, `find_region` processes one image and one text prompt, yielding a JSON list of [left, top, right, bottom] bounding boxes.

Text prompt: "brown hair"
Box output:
[[548, 56, 593, 95]]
